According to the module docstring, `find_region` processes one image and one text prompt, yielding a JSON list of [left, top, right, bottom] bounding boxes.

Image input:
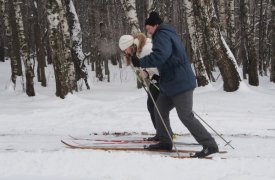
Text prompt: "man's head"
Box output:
[[145, 12, 163, 35]]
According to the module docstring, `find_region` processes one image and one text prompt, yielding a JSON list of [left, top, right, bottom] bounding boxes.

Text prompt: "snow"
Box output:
[[0, 61, 275, 180]]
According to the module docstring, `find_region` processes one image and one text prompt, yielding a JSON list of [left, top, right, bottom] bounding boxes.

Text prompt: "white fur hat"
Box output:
[[119, 35, 134, 51]]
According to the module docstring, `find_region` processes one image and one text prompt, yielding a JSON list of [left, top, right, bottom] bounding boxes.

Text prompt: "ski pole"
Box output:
[[192, 111, 235, 149], [130, 65, 181, 157]]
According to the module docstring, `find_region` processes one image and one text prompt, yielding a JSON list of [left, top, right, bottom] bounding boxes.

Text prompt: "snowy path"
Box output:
[[0, 133, 275, 180], [1, 132, 275, 157], [0, 62, 275, 179]]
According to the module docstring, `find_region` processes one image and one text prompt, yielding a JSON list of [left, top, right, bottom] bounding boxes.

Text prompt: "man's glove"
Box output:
[[131, 54, 140, 67], [151, 74, 160, 82]]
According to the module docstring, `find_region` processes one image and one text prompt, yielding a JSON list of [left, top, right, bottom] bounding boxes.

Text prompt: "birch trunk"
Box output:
[[33, 0, 46, 87], [120, 0, 142, 88], [1, 0, 19, 84], [0, 18, 4, 62], [114, 0, 122, 68], [58, 0, 76, 91], [89, 0, 96, 72], [258, 0, 271, 76], [194, 0, 241, 92], [65, 0, 90, 90], [47, 0, 75, 98], [146, 0, 156, 13], [191, 0, 216, 82], [120, 0, 140, 33], [258, 0, 264, 76], [226, 0, 235, 54], [271, 0, 275, 82], [241, 0, 259, 86], [184, 0, 209, 86], [13, 0, 35, 96], [219, 0, 227, 35]]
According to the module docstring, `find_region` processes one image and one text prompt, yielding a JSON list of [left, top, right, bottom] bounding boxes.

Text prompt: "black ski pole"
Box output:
[[192, 111, 235, 149]]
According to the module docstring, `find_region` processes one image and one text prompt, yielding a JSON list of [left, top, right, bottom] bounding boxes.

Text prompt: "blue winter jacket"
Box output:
[[139, 24, 197, 96]]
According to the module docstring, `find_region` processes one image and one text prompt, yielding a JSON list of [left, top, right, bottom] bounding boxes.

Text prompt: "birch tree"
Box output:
[[240, 0, 259, 86], [0, 19, 4, 62], [191, 0, 216, 82], [109, 0, 122, 68], [1, 0, 24, 85], [13, 0, 35, 96], [58, 0, 76, 91], [219, 0, 227, 35], [258, 0, 265, 76], [215, 0, 235, 54], [146, 0, 156, 13], [271, 0, 275, 82], [258, 0, 272, 76], [184, 0, 209, 86], [47, 0, 76, 98], [1, 0, 17, 83], [65, 0, 90, 89], [226, 0, 235, 54], [33, 0, 46, 87], [193, 0, 241, 92], [120, 0, 140, 33], [120, 0, 142, 88]]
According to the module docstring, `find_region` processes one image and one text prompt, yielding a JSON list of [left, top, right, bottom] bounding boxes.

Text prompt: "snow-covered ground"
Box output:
[[0, 61, 275, 180]]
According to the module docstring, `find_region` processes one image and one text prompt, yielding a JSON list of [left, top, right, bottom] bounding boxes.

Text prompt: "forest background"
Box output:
[[0, 0, 274, 98]]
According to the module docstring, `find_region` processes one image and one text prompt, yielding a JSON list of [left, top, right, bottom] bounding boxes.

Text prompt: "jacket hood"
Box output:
[[152, 24, 177, 38]]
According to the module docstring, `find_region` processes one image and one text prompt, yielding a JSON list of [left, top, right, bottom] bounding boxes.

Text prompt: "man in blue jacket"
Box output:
[[131, 12, 219, 157]]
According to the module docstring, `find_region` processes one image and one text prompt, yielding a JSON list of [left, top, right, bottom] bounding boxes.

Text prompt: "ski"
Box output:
[[62, 140, 194, 153], [170, 156, 225, 160], [61, 140, 225, 159], [61, 140, 227, 154], [68, 135, 200, 146], [69, 135, 155, 144]]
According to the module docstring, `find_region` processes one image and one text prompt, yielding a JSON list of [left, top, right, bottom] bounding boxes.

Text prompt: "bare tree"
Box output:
[[257, 0, 272, 76], [65, 0, 90, 89], [13, 0, 35, 96], [1, 0, 24, 85], [184, 0, 209, 86], [271, 0, 275, 82], [120, 0, 143, 88], [58, 0, 76, 91], [226, 0, 236, 54], [193, 0, 241, 92], [191, 0, 217, 82], [32, 0, 46, 87], [215, 0, 236, 54], [120, 0, 140, 33], [259, 0, 265, 76], [0, 17, 4, 62], [1, 0, 17, 83], [219, 0, 227, 34], [239, 0, 259, 86], [46, 0, 76, 98]]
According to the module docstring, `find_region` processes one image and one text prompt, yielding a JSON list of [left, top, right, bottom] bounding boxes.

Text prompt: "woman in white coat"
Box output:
[[119, 33, 169, 141]]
